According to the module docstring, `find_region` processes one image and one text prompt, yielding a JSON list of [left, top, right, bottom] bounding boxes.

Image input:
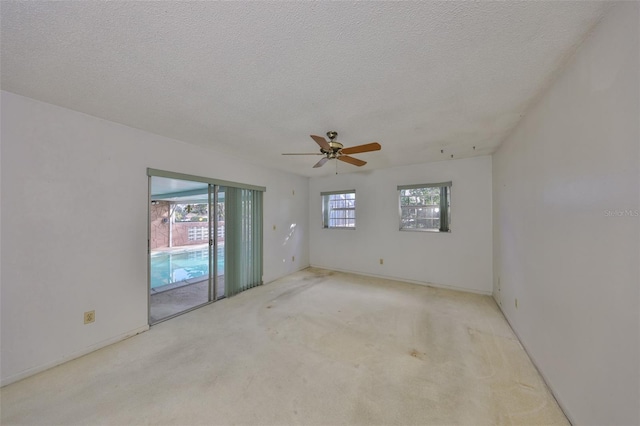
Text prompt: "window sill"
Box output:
[[323, 227, 356, 230], [399, 228, 450, 233]]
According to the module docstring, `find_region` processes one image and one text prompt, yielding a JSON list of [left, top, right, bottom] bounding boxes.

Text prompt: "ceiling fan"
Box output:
[[282, 131, 381, 168]]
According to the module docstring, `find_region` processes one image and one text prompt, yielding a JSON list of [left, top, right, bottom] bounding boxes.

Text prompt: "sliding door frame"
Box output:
[[147, 168, 265, 325], [147, 168, 265, 192], [208, 184, 214, 303]]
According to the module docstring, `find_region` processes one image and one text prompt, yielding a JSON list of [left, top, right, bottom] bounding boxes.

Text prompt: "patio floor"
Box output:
[[150, 275, 225, 324]]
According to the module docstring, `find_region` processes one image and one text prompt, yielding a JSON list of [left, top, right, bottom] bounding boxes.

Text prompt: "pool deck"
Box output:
[[150, 274, 222, 294], [149, 276, 225, 323]]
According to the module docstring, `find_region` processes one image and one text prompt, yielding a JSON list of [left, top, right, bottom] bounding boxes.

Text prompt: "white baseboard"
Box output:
[[1, 324, 149, 387], [308, 264, 493, 296]]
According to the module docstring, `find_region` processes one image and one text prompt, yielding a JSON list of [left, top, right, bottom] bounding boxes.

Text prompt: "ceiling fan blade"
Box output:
[[338, 155, 366, 167], [313, 157, 329, 168], [282, 153, 324, 155], [340, 142, 381, 155], [310, 135, 331, 151]]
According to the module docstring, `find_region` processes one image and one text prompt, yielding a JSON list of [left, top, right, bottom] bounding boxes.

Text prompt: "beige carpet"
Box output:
[[1, 268, 568, 425]]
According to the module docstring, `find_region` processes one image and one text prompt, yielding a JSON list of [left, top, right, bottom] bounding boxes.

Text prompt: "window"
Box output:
[[321, 190, 356, 229], [174, 203, 208, 222], [398, 182, 451, 232]]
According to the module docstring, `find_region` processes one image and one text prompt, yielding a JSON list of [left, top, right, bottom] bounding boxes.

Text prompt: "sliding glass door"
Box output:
[[149, 176, 211, 323], [148, 169, 264, 324]]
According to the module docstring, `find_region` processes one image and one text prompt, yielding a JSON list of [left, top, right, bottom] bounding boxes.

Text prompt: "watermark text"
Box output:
[[604, 209, 639, 217]]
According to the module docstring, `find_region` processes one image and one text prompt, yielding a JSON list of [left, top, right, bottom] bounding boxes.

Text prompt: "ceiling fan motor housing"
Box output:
[[321, 141, 344, 157], [320, 131, 342, 157]]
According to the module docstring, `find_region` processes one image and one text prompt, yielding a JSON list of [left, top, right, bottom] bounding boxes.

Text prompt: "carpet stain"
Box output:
[[274, 281, 318, 301]]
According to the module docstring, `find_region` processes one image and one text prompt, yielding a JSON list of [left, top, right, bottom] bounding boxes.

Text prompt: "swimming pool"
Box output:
[[150, 246, 224, 289]]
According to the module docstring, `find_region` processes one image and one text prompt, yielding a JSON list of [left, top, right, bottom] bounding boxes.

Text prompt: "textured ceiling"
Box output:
[[1, 1, 611, 177]]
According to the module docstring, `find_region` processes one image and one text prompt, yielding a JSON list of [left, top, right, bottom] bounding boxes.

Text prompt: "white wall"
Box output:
[[309, 156, 493, 294], [492, 3, 639, 425], [0, 91, 310, 385]]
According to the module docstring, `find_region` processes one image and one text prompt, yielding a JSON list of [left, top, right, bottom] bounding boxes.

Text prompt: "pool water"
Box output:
[[150, 246, 224, 289]]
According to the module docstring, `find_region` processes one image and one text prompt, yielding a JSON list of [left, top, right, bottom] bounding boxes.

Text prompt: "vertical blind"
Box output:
[[224, 187, 263, 297]]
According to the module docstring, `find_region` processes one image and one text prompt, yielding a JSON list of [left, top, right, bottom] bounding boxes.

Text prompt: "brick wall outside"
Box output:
[[150, 201, 170, 249]]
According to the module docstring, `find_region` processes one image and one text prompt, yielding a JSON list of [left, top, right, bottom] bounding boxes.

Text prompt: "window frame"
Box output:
[[321, 190, 356, 230], [398, 182, 451, 233]]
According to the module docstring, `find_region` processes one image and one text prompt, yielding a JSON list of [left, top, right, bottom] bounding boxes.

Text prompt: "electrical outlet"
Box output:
[[292, 256, 295, 262], [379, 258, 384, 265], [84, 310, 95, 324], [515, 298, 518, 309]]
